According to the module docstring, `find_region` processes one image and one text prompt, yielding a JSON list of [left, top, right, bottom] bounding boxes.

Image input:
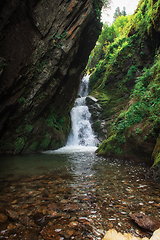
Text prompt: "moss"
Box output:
[[29, 141, 38, 151], [93, 120, 101, 131], [152, 136, 160, 167], [91, 0, 104, 20], [39, 133, 50, 149], [14, 137, 25, 153], [87, 0, 160, 164], [50, 130, 65, 149], [129, 0, 160, 37], [97, 133, 118, 156], [50, 139, 62, 149], [26, 124, 33, 133], [153, 152, 160, 166]]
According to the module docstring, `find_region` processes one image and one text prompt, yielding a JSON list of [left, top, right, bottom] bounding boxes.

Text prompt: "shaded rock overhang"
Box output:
[[0, 0, 102, 154]]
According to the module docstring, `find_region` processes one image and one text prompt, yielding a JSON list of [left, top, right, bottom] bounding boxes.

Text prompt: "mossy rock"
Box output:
[[152, 136, 160, 167]]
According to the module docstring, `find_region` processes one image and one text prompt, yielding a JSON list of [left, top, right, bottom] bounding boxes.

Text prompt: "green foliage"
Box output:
[[18, 97, 27, 104], [96, 53, 160, 159], [87, 0, 160, 164], [29, 141, 38, 151], [152, 135, 160, 167], [129, 0, 160, 37], [59, 117, 65, 125], [113, 7, 127, 22], [92, 0, 110, 20], [40, 133, 50, 149], [113, 56, 160, 132], [36, 60, 49, 73], [51, 31, 67, 48], [154, 152, 160, 166], [14, 137, 25, 153], [1, 136, 25, 153], [86, 15, 134, 75], [26, 124, 33, 133], [97, 133, 123, 156], [135, 127, 142, 135], [126, 65, 137, 79], [45, 105, 69, 134], [113, 15, 132, 35]]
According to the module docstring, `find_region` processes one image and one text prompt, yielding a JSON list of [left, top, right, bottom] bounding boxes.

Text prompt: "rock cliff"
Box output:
[[0, 0, 102, 154], [86, 0, 160, 167]]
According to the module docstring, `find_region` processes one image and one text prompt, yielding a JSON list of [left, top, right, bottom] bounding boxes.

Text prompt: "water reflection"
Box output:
[[0, 151, 160, 239]]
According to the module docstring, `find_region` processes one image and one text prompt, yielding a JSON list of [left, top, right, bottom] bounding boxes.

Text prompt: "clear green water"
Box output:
[[0, 147, 98, 177], [0, 148, 160, 239]]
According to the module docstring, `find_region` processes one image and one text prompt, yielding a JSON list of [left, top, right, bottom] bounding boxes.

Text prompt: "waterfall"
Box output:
[[49, 75, 97, 154], [66, 75, 97, 147]]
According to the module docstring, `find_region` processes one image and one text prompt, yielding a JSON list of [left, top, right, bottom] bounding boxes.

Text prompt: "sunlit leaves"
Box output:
[[129, 0, 160, 36]]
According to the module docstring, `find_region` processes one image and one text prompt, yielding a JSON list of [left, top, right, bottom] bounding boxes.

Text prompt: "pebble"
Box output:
[[6, 209, 19, 220], [0, 213, 8, 223], [0, 162, 159, 240]]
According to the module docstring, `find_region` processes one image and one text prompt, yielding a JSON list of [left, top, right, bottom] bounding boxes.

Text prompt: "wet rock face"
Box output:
[[0, 0, 101, 154], [86, 96, 106, 142]]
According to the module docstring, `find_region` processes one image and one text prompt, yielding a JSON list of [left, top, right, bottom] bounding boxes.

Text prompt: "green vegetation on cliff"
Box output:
[[86, 0, 160, 166], [92, 0, 110, 20]]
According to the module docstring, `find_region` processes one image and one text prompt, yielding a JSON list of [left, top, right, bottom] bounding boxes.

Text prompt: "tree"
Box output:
[[121, 7, 127, 17], [113, 6, 127, 21]]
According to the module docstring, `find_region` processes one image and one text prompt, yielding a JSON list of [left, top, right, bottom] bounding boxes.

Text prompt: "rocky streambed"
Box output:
[[0, 151, 160, 239]]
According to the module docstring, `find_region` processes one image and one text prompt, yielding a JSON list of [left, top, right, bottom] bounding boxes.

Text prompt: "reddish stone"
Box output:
[[66, 230, 74, 237], [20, 216, 30, 226], [6, 209, 19, 220], [18, 230, 39, 240], [0, 213, 8, 222], [49, 211, 61, 218], [40, 227, 61, 240], [48, 203, 58, 210], [63, 204, 79, 212], [7, 223, 17, 231], [69, 221, 79, 227], [130, 212, 160, 232], [21, 204, 29, 209]]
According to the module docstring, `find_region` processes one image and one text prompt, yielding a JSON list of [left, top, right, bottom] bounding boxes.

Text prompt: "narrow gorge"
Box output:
[[0, 0, 160, 239]]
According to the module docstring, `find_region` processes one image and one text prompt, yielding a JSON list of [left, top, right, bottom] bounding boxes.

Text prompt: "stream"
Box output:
[[0, 76, 160, 239]]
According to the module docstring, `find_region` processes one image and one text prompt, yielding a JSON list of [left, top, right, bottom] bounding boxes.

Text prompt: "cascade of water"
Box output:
[[66, 75, 96, 147]]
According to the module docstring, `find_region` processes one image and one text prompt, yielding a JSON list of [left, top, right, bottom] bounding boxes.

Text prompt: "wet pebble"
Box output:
[[0, 160, 159, 240], [63, 204, 79, 212], [40, 227, 61, 240], [0, 213, 8, 223], [6, 209, 19, 220], [19, 216, 30, 226]]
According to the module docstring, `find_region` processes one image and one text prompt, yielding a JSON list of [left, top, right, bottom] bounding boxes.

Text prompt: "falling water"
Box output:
[[66, 75, 97, 147]]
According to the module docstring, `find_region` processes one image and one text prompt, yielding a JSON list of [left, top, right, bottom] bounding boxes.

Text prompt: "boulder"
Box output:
[[102, 228, 160, 240], [129, 212, 160, 232], [86, 96, 101, 119], [102, 229, 149, 240], [86, 96, 98, 105]]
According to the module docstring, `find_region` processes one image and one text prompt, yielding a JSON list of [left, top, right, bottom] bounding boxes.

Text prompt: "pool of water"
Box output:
[[0, 148, 160, 239]]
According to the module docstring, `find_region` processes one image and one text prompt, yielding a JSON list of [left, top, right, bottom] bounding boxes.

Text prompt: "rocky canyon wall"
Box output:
[[86, 0, 160, 167], [0, 0, 102, 154]]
